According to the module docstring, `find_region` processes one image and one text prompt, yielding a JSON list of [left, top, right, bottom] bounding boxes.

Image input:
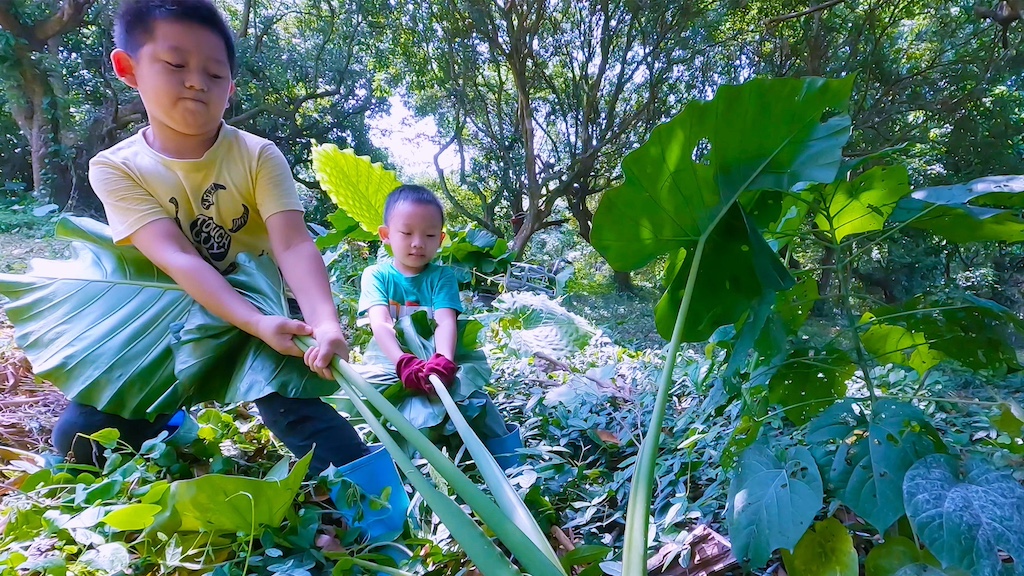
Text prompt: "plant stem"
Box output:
[[621, 237, 704, 576], [835, 242, 876, 403]]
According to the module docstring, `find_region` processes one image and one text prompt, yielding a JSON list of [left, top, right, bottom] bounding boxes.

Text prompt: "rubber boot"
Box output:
[[330, 444, 410, 544], [483, 423, 523, 471]]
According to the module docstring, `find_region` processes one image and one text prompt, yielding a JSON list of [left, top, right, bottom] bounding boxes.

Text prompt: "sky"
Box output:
[[368, 96, 460, 179]]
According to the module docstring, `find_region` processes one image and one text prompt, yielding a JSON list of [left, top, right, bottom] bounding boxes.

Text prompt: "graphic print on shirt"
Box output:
[[200, 182, 226, 209], [389, 300, 431, 320], [183, 181, 251, 264]]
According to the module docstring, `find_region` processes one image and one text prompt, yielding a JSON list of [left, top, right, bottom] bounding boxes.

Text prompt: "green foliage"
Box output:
[[781, 518, 858, 576], [903, 455, 1024, 576], [727, 442, 823, 568], [311, 144, 400, 243], [592, 76, 854, 341], [891, 176, 1024, 243], [438, 225, 515, 291], [0, 217, 336, 418], [865, 537, 940, 576], [808, 400, 946, 534], [486, 291, 597, 359]]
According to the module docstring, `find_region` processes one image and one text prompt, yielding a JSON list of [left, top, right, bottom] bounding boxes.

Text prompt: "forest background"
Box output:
[[1, 1, 1023, 576]]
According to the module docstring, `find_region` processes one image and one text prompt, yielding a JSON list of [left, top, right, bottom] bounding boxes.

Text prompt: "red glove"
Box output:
[[424, 353, 458, 388], [396, 353, 432, 394]]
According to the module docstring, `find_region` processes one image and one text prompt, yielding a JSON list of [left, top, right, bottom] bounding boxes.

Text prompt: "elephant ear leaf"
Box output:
[[0, 216, 190, 418], [891, 175, 1024, 242], [0, 217, 335, 418], [312, 144, 401, 238], [592, 76, 855, 341]]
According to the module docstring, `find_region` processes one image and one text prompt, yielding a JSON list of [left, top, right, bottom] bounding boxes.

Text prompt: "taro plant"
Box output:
[[589, 75, 1024, 575], [0, 216, 568, 576]]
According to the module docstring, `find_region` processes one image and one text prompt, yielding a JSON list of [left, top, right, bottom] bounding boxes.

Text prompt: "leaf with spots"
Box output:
[[809, 400, 946, 534], [904, 455, 1024, 576], [812, 165, 910, 242], [727, 441, 824, 568], [768, 347, 854, 425]]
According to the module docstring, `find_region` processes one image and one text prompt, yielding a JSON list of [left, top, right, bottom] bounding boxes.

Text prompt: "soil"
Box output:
[[0, 232, 70, 455]]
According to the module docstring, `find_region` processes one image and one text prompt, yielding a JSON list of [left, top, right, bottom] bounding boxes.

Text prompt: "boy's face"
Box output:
[[379, 202, 445, 275], [111, 19, 234, 148]]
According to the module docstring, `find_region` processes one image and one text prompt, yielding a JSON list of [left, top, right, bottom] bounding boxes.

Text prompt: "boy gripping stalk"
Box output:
[[358, 185, 523, 468], [52, 0, 373, 476]]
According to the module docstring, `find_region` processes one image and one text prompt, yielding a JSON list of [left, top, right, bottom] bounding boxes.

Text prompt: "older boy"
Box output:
[[359, 185, 522, 468], [52, 0, 369, 475]]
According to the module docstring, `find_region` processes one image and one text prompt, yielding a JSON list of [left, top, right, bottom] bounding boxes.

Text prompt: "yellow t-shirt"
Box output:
[[89, 123, 304, 272]]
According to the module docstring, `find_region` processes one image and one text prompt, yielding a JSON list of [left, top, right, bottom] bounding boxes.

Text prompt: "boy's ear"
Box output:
[[378, 225, 390, 243], [110, 49, 139, 89]]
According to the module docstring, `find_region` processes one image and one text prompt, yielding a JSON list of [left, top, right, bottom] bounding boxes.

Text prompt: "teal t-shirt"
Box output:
[[358, 262, 463, 322]]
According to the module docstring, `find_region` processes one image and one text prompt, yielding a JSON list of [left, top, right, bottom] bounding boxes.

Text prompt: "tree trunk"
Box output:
[[613, 270, 634, 293], [238, 0, 252, 38], [8, 62, 68, 203]]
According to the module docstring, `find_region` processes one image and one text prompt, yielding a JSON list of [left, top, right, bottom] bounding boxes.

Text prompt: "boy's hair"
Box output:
[[383, 185, 445, 226], [114, 0, 236, 74]]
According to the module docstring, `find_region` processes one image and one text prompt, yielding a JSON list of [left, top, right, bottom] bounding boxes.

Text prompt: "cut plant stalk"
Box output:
[[620, 237, 701, 576], [294, 337, 520, 576], [429, 373, 563, 571], [295, 337, 565, 576]]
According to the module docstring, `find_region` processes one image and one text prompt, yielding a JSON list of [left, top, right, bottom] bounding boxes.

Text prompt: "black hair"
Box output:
[[114, 0, 236, 75], [383, 185, 445, 226]]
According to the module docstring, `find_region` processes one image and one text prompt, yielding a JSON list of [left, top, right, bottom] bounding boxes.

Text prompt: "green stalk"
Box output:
[[621, 237, 705, 576], [295, 337, 563, 576], [430, 375, 566, 573], [337, 376, 520, 575]]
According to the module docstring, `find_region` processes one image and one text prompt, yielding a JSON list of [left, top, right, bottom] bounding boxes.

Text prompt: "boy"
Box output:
[[52, 0, 370, 476], [358, 185, 522, 468]]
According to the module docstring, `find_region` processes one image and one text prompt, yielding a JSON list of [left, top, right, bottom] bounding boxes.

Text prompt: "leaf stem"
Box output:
[[621, 236, 705, 576]]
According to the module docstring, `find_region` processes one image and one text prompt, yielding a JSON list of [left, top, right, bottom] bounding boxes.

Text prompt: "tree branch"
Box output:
[[764, 0, 846, 27]]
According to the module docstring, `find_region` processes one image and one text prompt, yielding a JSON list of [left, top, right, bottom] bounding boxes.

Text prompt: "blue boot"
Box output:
[[330, 445, 410, 544], [484, 423, 523, 471]]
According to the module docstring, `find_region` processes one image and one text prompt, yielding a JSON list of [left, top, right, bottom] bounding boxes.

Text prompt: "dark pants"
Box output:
[[52, 393, 370, 475]]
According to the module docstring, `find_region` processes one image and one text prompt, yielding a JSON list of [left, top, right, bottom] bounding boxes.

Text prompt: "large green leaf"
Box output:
[[147, 451, 312, 536], [781, 517, 858, 576], [808, 400, 946, 534], [727, 442, 824, 568], [860, 313, 945, 375], [813, 164, 910, 242], [768, 348, 854, 425], [904, 455, 1024, 576], [311, 144, 402, 235], [0, 217, 337, 418], [170, 253, 339, 404], [890, 175, 1024, 243], [866, 295, 1024, 372], [592, 76, 854, 341], [0, 217, 191, 417], [358, 311, 501, 436]]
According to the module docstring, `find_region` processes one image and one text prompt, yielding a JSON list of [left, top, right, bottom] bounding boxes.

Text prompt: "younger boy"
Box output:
[[52, 0, 369, 475], [358, 185, 522, 467]]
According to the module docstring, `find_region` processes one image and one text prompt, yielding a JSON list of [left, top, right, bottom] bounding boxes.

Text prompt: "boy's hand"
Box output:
[[303, 324, 350, 380], [396, 353, 432, 394], [424, 353, 458, 388], [254, 315, 313, 357]]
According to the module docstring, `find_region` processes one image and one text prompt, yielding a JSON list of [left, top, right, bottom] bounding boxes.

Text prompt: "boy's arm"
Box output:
[[264, 209, 348, 379], [433, 308, 458, 361], [366, 305, 407, 365], [128, 218, 310, 356]]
